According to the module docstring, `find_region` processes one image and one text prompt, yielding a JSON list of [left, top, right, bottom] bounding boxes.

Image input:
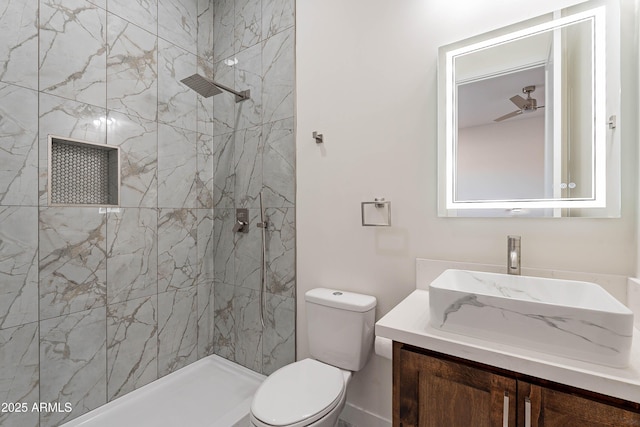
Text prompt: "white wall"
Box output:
[[636, 1, 640, 278], [296, 0, 638, 423]]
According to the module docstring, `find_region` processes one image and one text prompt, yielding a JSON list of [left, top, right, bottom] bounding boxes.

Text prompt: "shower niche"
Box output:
[[48, 135, 120, 206]]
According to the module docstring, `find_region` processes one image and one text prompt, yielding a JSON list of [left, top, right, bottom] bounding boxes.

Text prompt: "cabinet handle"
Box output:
[[503, 392, 509, 427], [525, 396, 532, 427]]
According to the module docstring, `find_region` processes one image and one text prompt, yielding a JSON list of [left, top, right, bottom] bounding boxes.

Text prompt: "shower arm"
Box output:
[[213, 82, 251, 103]]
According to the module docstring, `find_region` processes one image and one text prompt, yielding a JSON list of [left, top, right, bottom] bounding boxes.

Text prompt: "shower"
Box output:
[[180, 73, 251, 102]]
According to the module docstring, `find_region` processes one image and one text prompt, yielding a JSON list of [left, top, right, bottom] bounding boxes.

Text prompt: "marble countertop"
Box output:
[[375, 289, 640, 404]]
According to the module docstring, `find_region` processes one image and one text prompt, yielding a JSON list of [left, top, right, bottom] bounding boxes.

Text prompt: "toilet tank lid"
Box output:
[[305, 288, 376, 312]]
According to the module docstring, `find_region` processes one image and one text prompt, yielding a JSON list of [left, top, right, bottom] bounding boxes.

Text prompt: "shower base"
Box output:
[[61, 355, 265, 427]]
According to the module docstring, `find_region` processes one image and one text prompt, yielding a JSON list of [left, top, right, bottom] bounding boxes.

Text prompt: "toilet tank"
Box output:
[[305, 288, 377, 371]]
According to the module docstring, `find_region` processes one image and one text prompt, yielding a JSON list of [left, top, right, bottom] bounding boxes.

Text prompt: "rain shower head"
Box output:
[[180, 73, 250, 102], [180, 74, 223, 98]]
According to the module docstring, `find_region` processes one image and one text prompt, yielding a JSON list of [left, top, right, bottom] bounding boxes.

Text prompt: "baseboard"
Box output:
[[339, 402, 391, 427]]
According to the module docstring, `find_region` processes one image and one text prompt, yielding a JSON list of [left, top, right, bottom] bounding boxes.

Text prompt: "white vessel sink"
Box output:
[[429, 269, 634, 368]]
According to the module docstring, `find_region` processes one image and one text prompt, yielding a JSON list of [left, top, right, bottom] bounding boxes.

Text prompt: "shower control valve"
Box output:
[[233, 220, 248, 233], [234, 209, 250, 233]]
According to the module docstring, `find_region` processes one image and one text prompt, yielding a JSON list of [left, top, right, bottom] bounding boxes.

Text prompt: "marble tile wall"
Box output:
[[0, 0, 296, 425], [211, 0, 296, 377]]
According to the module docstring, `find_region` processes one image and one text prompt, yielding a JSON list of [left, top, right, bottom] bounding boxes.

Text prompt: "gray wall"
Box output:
[[211, 0, 296, 376], [0, 0, 295, 426]]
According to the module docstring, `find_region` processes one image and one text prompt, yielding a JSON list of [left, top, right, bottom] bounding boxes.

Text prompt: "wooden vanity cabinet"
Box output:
[[393, 342, 640, 427], [394, 342, 516, 426], [517, 382, 640, 427]]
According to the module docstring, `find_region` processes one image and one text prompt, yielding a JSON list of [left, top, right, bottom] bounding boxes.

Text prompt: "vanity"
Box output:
[[379, 0, 640, 422], [376, 267, 640, 426], [390, 341, 640, 427]]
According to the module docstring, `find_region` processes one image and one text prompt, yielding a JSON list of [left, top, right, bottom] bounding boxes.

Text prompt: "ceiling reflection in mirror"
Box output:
[[437, 2, 620, 218]]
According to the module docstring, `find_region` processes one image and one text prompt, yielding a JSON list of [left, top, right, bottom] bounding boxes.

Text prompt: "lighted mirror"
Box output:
[[437, 1, 620, 218]]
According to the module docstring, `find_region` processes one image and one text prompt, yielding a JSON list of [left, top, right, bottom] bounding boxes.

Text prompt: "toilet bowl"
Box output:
[[249, 359, 352, 427], [250, 288, 377, 427]]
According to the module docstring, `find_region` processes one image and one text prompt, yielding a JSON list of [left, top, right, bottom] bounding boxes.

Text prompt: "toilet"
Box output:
[[250, 288, 377, 427]]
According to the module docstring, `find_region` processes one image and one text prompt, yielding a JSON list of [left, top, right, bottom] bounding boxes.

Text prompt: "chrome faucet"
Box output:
[[507, 235, 521, 275]]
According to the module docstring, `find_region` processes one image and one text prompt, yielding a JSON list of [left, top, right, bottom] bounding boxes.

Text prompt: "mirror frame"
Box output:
[[438, 5, 615, 216]]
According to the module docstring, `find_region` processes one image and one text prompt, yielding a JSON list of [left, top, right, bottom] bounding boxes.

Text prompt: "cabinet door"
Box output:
[[394, 344, 517, 427], [518, 382, 640, 427]]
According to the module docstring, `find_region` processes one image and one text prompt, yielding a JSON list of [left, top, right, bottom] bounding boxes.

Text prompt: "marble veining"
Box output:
[[430, 270, 634, 368], [262, 0, 295, 40], [234, 126, 262, 208], [235, 209, 261, 291], [0, 0, 39, 89], [197, 133, 215, 209], [234, 286, 263, 372], [265, 207, 295, 298], [196, 59, 215, 136], [0, 322, 39, 427], [213, 0, 235, 63], [235, 0, 262, 53], [197, 208, 215, 285], [445, 270, 546, 302], [106, 208, 157, 304], [158, 208, 198, 292], [157, 123, 197, 208], [197, 281, 215, 358], [107, 111, 158, 208], [262, 28, 294, 123], [440, 294, 629, 354], [212, 132, 236, 208], [0, 83, 38, 206], [85, 0, 105, 9], [158, 287, 198, 376], [0, 207, 39, 329], [158, 0, 198, 55], [191, 211, 220, 357], [235, 44, 263, 130], [107, 295, 158, 400], [39, 0, 107, 107], [263, 118, 295, 207], [158, 40, 197, 132], [214, 209, 236, 288], [39, 307, 107, 427], [197, 0, 214, 63], [262, 293, 295, 375], [212, 58, 236, 136], [108, 0, 158, 35], [38, 207, 107, 320], [107, 14, 158, 122], [213, 282, 236, 361]]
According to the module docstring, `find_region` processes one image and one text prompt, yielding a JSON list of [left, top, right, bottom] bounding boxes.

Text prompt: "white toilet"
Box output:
[[249, 288, 377, 427]]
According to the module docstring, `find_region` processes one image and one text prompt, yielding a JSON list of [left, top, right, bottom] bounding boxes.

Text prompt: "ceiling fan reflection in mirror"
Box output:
[[494, 85, 545, 122]]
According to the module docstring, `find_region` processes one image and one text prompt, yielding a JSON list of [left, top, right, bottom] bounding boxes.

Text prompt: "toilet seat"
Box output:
[[250, 359, 346, 427]]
